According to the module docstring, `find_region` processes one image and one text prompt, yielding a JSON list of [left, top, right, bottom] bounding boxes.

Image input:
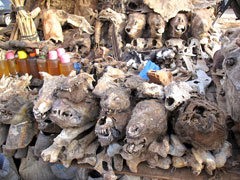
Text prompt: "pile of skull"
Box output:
[[0, 1, 237, 179]]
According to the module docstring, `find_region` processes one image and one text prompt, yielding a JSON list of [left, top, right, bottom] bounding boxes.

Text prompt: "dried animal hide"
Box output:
[[93, 67, 126, 97], [213, 141, 232, 168], [143, 0, 193, 22], [174, 97, 227, 150], [125, 13, 146, 39], [168, 13, 189, 38], [126, 0, 152, 13], [148, 136, 170, 158], [164, 81, 192, 111], [42, 9, 94, 43], [5, 121, 38, 150], [95, 110, 131, 146], [147, 70, 173, 86], [56, 73, 95, 103], [122, 100, 167, 159], [50, 97, 99, 129], [62, 30, 91, 57], [42, 9, 63, 43], [190, 8, 214, 39], [147, 12, 166, 38], [0, 74, 31, 103], [74, 0, 98, 24]]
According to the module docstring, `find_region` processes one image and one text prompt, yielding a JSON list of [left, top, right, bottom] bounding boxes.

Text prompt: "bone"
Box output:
[[147, 154, 171, 169], [164, 81, 192, 111], [169, 134, 187, 157], [113, 154, 124, 171], [187, 69, 212, 94], [213, 141, 232, 168], [148, 136, 170, 158]]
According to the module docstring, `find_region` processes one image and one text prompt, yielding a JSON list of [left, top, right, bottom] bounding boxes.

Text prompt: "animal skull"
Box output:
[[164, 81, 192, 111]]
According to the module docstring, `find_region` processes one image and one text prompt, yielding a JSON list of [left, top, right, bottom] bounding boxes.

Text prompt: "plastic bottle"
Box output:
[[59, 53, 74, 76], [37, 56, 48, 80], [0, 59, 9, 78], [47, 51, 60, 76], [6, 51, 18, 75], [18, 51, 30, 76], [56, 48, 65, 58], [28, 52, 40, 79]]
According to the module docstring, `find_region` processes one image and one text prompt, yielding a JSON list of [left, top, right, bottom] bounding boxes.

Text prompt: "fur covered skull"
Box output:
[[147, 12, 166, 38], [168, 13, 188, 38]]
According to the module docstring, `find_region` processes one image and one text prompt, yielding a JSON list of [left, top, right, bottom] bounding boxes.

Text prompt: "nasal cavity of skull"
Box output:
[[133, 39, 137, 46], [152, 39, 157, 47], [166, 97, 175, 106], [99, 117, 107, 125], [102, 161, 109, 171], [126, 27, 131, 33], [62, 111, 72, 117], [193, 106, 205, 115]]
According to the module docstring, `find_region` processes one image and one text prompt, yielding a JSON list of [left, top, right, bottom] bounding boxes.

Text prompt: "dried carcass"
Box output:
[[168, 13, 189, 38], [122, 100, 167, 159], [147, 12, 166, 38], [174, 97, 227, 150]]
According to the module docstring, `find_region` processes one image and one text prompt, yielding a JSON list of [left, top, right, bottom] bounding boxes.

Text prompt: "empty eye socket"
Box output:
[[225, 58, 235, 66]]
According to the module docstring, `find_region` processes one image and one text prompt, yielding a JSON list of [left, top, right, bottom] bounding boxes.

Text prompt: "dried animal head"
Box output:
[[137, 82, 165, 99], [222, 48, 240, 122], [42, 9, 63, 43], [93, 67, 126, 97], [100, 87, 131, 113], [168, 13, 188, 38], [33, 73, 67, 122], [164, 81, 192, 111], [174, 97, 227, 150], [50, 97, 99, 129], [123, 100, 167, 157], [147, 12, 166, 38], [147, 70, 173, 86], [56, 73, 95, 103], [190, 8, 213, 39], [125, 13, 146, 39], [95, 110, 131, 146]]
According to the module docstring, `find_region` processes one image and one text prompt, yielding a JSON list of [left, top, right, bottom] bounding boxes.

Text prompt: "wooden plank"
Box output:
[[70, 162, 240, 180]]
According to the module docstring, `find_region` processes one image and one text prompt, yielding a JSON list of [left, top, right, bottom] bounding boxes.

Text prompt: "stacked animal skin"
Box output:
[[0, 0, 237, 179]]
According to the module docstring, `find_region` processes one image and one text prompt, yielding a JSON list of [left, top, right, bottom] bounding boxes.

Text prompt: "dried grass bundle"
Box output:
[[10, 0, 39, 42]]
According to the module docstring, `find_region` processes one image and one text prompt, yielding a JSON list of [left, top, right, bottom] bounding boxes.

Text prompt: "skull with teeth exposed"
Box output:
[[122, 100, 167, 158], [168, 13, 188, 38], [33, 73, 67, 124], [50, 96, 99, 129], [147, 12, 166, 38], [95, 110, 131, 146]]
